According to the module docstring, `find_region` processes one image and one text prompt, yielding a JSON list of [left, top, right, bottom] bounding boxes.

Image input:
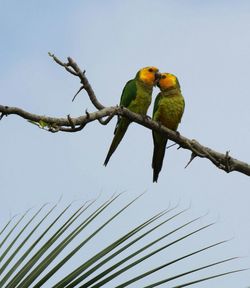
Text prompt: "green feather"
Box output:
[[120, 79, 137, 108], [152, 93, 161, 116]]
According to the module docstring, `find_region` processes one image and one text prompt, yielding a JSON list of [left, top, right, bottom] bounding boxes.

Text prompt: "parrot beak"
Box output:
[[154, 72, 161, 86]]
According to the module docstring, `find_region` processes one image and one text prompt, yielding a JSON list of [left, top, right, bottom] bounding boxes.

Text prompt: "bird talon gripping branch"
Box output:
[[141, 114, 151, 122]]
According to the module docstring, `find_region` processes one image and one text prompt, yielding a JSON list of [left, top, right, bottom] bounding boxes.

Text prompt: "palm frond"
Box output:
[[0, 194, 246, 288]]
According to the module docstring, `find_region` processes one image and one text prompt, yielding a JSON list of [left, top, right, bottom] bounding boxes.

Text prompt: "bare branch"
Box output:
[[48, 53, 77, 76], [1, 54, 250, 177], [49, 53, 104, 109], [1, 104, 250, 176]]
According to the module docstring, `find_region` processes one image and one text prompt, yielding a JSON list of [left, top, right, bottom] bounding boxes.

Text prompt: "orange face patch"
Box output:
[[158, 73, 177, 90], [139, 67, 159, 86]]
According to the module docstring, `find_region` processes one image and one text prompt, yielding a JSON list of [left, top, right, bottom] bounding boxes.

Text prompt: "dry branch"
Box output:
[[1, 55, 250, 177]]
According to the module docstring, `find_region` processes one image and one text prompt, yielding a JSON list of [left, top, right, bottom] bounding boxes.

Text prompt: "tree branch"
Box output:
[[48, 53, 104, 109], [1, 55, 249, 177]]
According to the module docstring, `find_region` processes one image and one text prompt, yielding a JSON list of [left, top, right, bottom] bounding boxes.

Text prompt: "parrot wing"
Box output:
[[114, 79, 137, 134], [120, 79, 137, 107]]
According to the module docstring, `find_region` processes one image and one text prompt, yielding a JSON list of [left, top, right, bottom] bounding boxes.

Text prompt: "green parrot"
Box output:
[[152, 73, 185, 182], [104, 66, 161, 166]]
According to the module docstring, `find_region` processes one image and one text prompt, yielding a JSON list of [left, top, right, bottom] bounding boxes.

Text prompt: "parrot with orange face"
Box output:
[[152, 73, 185, 182], [104, 67, 160, 166]]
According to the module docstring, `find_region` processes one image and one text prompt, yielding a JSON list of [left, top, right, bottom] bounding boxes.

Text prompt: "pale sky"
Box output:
[[0, 1, 250, 287]]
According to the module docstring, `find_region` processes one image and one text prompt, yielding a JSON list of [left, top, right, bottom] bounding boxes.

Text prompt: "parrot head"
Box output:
[[137, 67, 161, 87], [157, 73, 180, 91]]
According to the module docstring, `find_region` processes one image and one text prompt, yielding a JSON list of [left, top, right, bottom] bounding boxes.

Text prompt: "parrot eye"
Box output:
[[148, 68, 154, 72], [161, 75, 166, 79]]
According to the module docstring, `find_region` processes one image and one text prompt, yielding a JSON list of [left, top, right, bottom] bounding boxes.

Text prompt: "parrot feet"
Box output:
[[175, 131, 180, 138], [157, 121, 162, 129], [141, 114, 151, 122]]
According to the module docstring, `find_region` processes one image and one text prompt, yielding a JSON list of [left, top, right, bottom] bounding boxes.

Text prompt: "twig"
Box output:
[[185, 153, 197, 169], [67, 115, 75, 129], [166, 143, 177, 149], [49, 53, 104, 109], [48, 53, 77, 76], [59, 124, 86, 132], [98, 110, 117, 125], [224, 151, 231, 173], [72, 86, 85, 102]]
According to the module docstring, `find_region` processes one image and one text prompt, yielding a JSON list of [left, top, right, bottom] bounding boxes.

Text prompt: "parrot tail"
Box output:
[[152, 137, 168, 182], [104, 118, 130, 166]]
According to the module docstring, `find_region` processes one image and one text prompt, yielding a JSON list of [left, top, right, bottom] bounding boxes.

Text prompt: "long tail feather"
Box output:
[[152, 136, 168, 182], [104, 119, 130, 166]]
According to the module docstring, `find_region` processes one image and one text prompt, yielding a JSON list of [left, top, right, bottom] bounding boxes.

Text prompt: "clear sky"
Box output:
[[0, 1, 250, 287]]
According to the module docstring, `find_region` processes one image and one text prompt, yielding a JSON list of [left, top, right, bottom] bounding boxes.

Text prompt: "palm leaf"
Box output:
[[0, 194, 246, 287]]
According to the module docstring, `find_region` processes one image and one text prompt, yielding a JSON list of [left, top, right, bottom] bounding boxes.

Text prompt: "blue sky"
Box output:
[[0, 1, 250, 287]]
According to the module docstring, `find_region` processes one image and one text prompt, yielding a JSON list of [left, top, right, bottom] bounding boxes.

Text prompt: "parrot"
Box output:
[[104, 66, 161, 166], [152, 73, 185, 182]]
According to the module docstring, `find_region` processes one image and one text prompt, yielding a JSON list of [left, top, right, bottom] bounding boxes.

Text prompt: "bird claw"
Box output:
[[141, 115, 151, 121], [157, 121, 162, 129]]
